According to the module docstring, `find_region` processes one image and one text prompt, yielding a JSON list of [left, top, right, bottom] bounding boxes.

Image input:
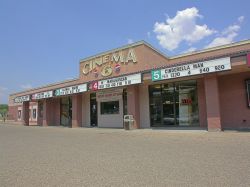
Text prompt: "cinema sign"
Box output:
[[14, 95, 30, 103], [152, 57, 231, 81], [82, 48, 137, 77]]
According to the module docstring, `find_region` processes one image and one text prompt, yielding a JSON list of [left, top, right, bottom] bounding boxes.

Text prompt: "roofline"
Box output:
[[141, 40, 169, 59], [10, 39, 250, 97], [170, 39, 250, 59], [79, 39, 250, 63], [79, 40, 169, 63], [10, 78, 79, 96]]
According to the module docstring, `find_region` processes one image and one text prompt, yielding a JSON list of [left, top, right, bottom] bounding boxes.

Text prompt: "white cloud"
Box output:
[[127, 39, 134, 44], [183, 47, 197, 53], [154, 7, 215, 51], [205, 16, 243, 49], [147, 31, 151, 38], [238, 16, 244, 23], [20, 84, 32, 90]]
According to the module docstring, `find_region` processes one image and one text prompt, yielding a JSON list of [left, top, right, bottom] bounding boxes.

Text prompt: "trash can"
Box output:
[[124, 115, 134, 130]]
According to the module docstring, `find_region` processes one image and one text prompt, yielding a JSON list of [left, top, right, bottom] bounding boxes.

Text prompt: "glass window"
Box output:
[[101, 101, 119, 115], [175, 80, 199, 126], [149, 84, 162, 126], [33, 109, 36, 119], [149, 80, 199, 127], [18, 110, 21, 119], [60, 97, 72, 127], [162, 83, 175, 126], [38, 101, 43, 118]]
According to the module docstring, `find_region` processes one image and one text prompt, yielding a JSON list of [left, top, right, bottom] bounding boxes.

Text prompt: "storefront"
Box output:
[[60, 97, 72, 127], [96, 89, 124, 128], [149, 80, 199, 127], [88, 73, 141, 128], [7, 40, 250, 131]]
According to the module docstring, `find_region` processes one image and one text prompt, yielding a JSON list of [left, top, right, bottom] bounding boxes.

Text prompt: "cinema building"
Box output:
[[8, 40, 250, 131]]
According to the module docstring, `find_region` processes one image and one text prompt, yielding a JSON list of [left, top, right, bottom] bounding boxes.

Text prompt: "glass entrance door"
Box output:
[[149, 80, 199, 127], [175, 81, 199, 126], [149, 85, 162, 127], [162, 84, 175, 126], [60, 97, 72, 127], [90, 93, 97, 127]]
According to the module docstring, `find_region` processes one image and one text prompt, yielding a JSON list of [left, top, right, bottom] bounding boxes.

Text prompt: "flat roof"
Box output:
[[79, 40, 169, 63], [10, 39, 250, 97], [79, 39, 250, 63], [170, 39, 250, 59]]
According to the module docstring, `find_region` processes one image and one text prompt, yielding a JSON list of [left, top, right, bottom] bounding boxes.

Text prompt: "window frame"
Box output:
[[18, 110, 22, 119], [100, 100, 120, 115], [32, 108, 37, 119]]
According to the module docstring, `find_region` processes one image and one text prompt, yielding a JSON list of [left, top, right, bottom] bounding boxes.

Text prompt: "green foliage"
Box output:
[[0, 104, 8, 118]]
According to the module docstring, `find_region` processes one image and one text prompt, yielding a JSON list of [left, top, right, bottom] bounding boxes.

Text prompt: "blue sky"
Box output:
[[0, 0, 249, 104]]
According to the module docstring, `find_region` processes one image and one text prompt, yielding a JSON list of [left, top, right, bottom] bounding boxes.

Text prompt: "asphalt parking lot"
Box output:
[[0, 123, 250, 187]]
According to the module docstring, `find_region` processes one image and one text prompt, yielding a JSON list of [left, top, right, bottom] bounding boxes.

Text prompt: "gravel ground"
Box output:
[[0, 123, 250, 187]]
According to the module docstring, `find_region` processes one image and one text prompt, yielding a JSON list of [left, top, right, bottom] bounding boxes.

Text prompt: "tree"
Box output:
[[0, 104, 8, 121]]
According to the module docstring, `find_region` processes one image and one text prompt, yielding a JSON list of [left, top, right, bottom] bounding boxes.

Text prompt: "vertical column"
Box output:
[[127, 85, 140, 129], [72, 94, 82, 128], [22, 101, 29, 126], [82, 93, 90, 127], [42, 98, 60, 126], [42, 99, 51, 126], [204, 74, 221, 131], [197, 78, 207, 128], [54, 98, 61, 126], [37, 101, 43, 126]]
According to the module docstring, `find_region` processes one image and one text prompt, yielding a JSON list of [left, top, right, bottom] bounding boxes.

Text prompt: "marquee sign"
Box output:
[[97, 73, 141, 90], [54, 84, 87, 96], [82, 48, 137, 78], [32, 91, 53, 100], [14, 95, 30, 103], [152, 57, 231, 81]]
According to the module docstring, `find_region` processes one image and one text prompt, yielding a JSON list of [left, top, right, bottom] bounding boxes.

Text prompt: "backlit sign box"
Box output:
[[152, 57, 231, 81], [32, 91, 53, 100], [54, 84, 87, 96], [89, 81, 98, 91], [98, 73, 141, 90], [14, 95, 30, 103]]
